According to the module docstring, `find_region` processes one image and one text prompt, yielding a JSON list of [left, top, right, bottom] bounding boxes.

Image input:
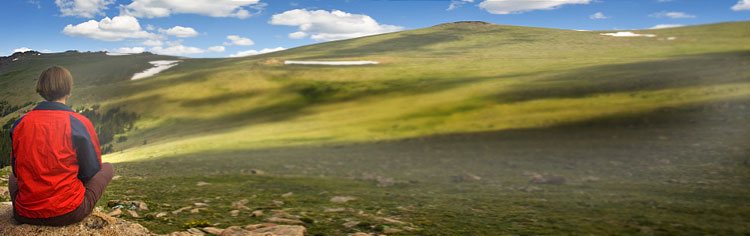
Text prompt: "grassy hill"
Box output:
[[1, 21, 749, 234]]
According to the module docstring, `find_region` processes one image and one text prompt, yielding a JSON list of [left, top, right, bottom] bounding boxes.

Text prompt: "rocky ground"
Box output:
[[0, 202, 311, 236]]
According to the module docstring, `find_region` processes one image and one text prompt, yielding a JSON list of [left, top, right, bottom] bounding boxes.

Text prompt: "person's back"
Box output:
[[8, 66, 114, 226]]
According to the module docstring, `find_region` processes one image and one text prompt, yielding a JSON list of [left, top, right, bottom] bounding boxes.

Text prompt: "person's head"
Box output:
[[36, 66, 73, 102]]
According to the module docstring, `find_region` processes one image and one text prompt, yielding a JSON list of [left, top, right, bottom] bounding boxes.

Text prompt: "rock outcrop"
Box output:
[[0, 203, 152, 236]]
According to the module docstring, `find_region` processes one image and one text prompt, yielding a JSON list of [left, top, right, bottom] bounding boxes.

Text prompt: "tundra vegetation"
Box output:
[[0, 22, 749, 235]]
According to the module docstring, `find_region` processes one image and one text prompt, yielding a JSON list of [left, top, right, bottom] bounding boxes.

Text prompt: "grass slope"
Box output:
[[1, 21, 749, 234]]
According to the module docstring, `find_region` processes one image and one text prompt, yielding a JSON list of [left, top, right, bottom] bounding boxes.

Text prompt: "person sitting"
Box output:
[[7, 66, 114, 226]]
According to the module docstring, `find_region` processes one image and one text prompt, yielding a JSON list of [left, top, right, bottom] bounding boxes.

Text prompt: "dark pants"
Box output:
[[8, 163, 114, 226]]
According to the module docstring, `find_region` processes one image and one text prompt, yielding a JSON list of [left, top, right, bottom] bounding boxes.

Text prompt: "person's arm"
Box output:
[[9, 116, 24, 178], [70, 115, 101, 182]]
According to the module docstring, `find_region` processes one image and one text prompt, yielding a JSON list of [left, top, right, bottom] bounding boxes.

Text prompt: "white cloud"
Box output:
[[229, 47, 286, 57], [590, 12, 609, 19], [13, 47, 34, 53], [55, 0, 114, 18], [225, 35, 255, 46], [478, 0, 591, 14], [207, 46, 226, 53], [160, 26, 199, 38], [649, 11, 695, 19], [447, 0, 475, 10], [143, 39, 163, 47], [107, 47, 145, 55], [63, 15, 154, 41], [288, 31, 307, 39], [269, 9, 403, 41], [650, 24, 684, 29], [732, 0, 750, 11], [150, 45, 204, 56], [122, 0, 263, 18]]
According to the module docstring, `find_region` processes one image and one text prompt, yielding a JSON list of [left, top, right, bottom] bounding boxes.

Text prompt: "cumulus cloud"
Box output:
[[649, 11, 695, 19], [55, 0, 114, 18], [107, 47, 145, 55], [150, 45, 204, 56], [590, 12, 609, 19], [122, 0, 263, 18], [13, 47, 34, 53], [650, 24, 684, 29], [159, 26, 199, 38], [288, 31, 307, 39], [207, 46, 226, 53], [732, 0, 750, 11], [478, 0, 591, 14], [270, 9, 403, 41], [142, 39, 163, 47], [229, 47, 286, 57], [447, 0, 475, 10], [63, 15, 154, 41], [225, 35, 254, 46]]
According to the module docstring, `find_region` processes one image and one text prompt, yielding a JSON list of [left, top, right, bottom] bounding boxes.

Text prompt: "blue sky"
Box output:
[[1, 0, 748, 58]]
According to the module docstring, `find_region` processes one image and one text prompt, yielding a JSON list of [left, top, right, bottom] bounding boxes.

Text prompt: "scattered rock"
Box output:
[[190, 208, 207, 213], [529, 174, 566, 185], [266, 217, 305, 225], [272, 200, 285, 206], [112, 175, 122, 180], [194, 202, 209, 207], [107, 200, 149, 211], [172, 206, 192, 214], [220, 225, 305, 236], [127, 209, 140, 218], [187, 228, 206, 235], [252, 225, 306, 236], [196, 181, 210, 186], [383, 227, 403, 234], [581, 176, 600, 182], [230, 209, 240, 217], [251, 210, 263, 217], [281, 192, 294, 198], [330, 196, 357, 203], [349, 233, 375, 236], [155, 212, 168, 218], [202, 227, 224, 235], [451, 173, 482, 183], [108, 208, 122, 217], [517, 185, 542, 192], [248, 169, 265, 175], [244, 223, 277, 231], [324, 207, 346, 213], [343, 221, 360, 228], [231, 199, 250, 210]]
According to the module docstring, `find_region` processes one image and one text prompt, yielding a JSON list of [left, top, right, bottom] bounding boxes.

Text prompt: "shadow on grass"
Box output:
[[115, 97, 750, 182], [492, 51, 750, 103]]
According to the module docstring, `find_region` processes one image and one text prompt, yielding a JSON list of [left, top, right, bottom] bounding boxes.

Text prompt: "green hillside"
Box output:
[[1, 21, 749, 234], [100, 21, 750, 162]]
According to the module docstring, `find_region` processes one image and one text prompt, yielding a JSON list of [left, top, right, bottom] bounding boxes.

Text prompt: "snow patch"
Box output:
[[284, 60, 379, 66], [12, 58, 18, 62], [600, 32, 656, 37], [131, 60, 181, 80]]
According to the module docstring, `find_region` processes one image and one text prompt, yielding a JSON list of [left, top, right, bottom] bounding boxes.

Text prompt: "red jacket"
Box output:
[[10, 101, 102, 218]]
